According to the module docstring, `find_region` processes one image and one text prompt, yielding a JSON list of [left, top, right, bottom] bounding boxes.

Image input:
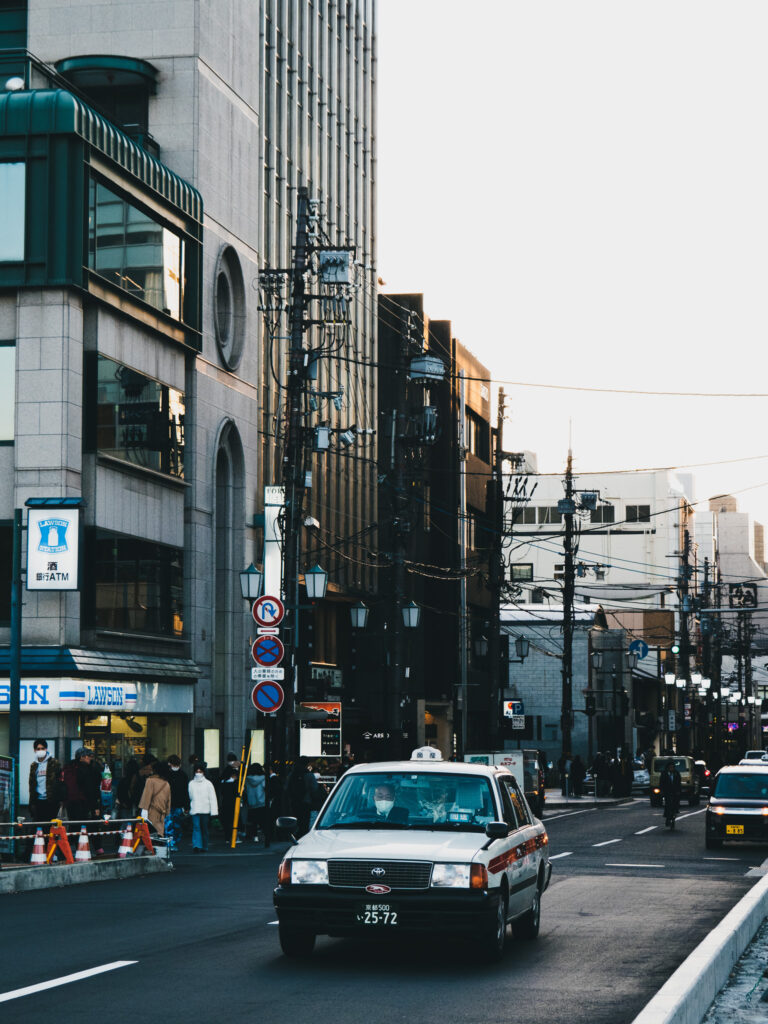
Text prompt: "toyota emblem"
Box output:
[[371, 867, 386, 877]]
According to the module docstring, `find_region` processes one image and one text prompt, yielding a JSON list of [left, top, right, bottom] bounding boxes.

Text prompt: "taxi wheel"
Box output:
[[512, 888, 541, 940], [279, 925, 316, 958], [705, 833, 722, 850], [480, 891, 508, 961]]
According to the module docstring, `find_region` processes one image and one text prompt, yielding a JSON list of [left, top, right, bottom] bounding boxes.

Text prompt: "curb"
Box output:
[[630, 870, 768, 1024], [0, 856, 173, 894]]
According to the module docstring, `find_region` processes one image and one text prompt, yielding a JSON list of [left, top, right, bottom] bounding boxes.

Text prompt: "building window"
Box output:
[[0, 163, 25, 262], [88, 179, 184, 320], [512, 507, 535, 525], [590, 505, 615, 524], [0, 521, 11, 624], [0, 342, 14, 442], [86, 529, 184, 637], [214, 245, 246, 371], [511, 563, 533, 582], [86, 353, 184, 477], [537, 506, 562, 524], [464, 408, 490, 462], [626, 504, 651, 523]]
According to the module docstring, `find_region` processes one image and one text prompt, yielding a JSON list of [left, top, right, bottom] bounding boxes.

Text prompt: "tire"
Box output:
[[650, 796, 661, 808], [479, 891, 508, 961], [279, 925, 316, 958], [705, 832, 722, 850], [512, 886, 541, 941]]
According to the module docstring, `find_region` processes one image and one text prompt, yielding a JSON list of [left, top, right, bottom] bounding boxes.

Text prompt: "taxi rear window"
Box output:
[[714, 773, 768, 800], [316, 771, 497, 832]]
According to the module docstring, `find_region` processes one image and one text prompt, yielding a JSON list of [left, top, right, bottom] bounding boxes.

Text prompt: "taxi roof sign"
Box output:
[[410, 746, 442, 761]]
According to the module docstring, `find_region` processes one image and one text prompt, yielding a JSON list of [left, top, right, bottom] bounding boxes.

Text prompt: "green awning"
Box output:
[[0, 88, 202, 222]]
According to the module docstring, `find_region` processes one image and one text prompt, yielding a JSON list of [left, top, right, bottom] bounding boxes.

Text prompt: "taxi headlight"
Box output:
[[431, 863, 471, 888], [291, 860, 329, 884]]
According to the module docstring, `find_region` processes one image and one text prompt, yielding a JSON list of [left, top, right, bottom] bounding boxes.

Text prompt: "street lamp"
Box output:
[[514, 635, 530, 661], [304, 564, 328, 601], [474, 635, 489, 658], [626, 651, 639, 671], [350, 601, 369, 630], [591, 651, 603, 670], [239, 562, 263, 601], [401, 601, 421, 629], [665, 672, 676, 687]]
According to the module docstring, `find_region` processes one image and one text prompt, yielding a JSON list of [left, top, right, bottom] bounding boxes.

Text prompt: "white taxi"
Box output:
[[273, 747, 551, 959]]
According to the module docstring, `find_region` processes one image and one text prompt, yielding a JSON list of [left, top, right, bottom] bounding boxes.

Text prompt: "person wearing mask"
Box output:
[[165, 754, 189, 852], [28, 740, 62, 822], [367, 782, 409, 825], [138, 761, 171, 837], [189, 763, 218, 852], [244, 762, 267, 842], [62, 748, 101, 822]]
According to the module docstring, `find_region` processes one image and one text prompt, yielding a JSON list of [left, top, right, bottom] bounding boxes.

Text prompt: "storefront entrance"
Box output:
[[80, 713, 183, 777]]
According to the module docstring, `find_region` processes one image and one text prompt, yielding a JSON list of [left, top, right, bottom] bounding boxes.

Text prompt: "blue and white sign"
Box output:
[[0, 678, 193, 714], [26, 507, 80, 591], [629, 639, 649, 660]]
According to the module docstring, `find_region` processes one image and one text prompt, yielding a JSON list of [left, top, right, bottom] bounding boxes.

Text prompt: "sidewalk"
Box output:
[[542, 792, 635, 812]]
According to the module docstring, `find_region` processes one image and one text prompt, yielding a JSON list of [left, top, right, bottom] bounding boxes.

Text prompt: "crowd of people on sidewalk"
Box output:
[[555, 747, 641, 798], [25, 741, 355, 854]]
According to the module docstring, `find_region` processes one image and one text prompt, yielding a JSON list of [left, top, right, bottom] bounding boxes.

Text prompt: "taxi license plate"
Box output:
[[726, 825, 744, 835], [356, 903, 398, 926]]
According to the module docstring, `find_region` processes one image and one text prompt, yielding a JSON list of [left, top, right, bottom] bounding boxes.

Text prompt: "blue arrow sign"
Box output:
[[629, 639, 649, 660]]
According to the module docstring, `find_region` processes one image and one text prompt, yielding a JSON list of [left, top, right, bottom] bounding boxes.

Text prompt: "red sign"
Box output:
[[251, 680, 285, 713], [251, 634, 285, 667], [299, 701, 341, 725], [252, 594, 285, 627]]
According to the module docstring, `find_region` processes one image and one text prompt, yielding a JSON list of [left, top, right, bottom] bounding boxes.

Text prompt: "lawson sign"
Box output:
[[0, 679, 193, 714]]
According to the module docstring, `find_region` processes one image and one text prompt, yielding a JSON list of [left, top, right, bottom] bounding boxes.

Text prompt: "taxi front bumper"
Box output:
[[274, 884, 502, 936]]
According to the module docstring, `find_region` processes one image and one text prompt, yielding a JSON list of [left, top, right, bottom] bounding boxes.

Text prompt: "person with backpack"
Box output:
[[63, 748, 101, 821]]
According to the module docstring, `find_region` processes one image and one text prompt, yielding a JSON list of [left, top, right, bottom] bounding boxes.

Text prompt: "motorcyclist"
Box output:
[[659, 760, 682, 828]]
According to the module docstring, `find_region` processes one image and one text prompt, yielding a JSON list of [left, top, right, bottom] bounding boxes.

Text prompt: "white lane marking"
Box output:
[[605, 863, 664, 868], [0, 962, 137, 1004], [703, 857, 740, 862], [544, 808, 598, 822], [549, 852, 573, 860], [593, 838, 622, 847], [267, 920, 279, 925], [635, 826, 658, 835], [677, 808, 707, 820]]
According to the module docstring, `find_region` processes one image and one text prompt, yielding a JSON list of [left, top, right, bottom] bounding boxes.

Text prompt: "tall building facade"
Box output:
[[0, 0, 377, 791]]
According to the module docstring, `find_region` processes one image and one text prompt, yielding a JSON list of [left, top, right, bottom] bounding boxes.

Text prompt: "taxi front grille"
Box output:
[[327, 860, 432, 889]]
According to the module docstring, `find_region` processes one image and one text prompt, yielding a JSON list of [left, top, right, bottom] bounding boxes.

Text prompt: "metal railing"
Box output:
[[0, 816, 166, 867]]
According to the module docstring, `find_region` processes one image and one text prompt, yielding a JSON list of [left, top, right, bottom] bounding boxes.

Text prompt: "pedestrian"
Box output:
[[164, 754, 189, 851], [116, 759, 141, 818], [27, 740, 63, 822], [595, 751, 612, 798], [244, 763, 266, 842], [557, 752, 572, 797], [218, 752, 241, 842], [287, 757, 324, 836], [138, 761, 171, 837], [62, 748, 101, 822], [570, 755, 585, 798], [99, 762, 114, 818], [189, 762, 218, 852]]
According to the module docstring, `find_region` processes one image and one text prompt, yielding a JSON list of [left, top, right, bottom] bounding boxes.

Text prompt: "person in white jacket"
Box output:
[[188, 763, 218, 852]]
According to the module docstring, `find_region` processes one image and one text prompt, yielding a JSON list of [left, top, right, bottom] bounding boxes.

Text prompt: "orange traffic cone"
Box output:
[[75, 826, 91, 862], [118, 824, 133, 858], [30, 828, 46, 866]]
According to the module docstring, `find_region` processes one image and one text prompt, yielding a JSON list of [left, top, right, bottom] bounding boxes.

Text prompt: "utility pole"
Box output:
[[678, 526, 692, 753], [487, 387, 506, 751], [458, 371, 469, 758], [560, 451, 575, 760], [281, 187, 314, 765], [9, 508, 22, 808]]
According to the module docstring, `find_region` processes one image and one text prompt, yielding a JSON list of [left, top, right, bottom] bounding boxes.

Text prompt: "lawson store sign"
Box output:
[[0, 679, 193, 714]]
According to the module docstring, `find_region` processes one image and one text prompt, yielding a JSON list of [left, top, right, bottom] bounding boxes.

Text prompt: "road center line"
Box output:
[[605, 863, 664, 868], [549, 852, 573, 860], [0, 962, 137, 1004], [635, 826, 657, 834], [677, 808, 707, 820], [593, 838, 622, 847]]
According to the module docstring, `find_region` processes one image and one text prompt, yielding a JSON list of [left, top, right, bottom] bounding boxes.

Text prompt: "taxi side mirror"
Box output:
[[276, 816, 298, 836], [485, 821, 509, 840]]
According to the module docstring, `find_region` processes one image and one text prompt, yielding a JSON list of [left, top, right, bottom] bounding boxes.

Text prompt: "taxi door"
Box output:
[[491, 776, 529, 918], [499, 775, 539, 916]]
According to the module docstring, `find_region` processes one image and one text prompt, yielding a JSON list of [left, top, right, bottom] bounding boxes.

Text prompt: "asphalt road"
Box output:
[[0, 799, 762, 1024]]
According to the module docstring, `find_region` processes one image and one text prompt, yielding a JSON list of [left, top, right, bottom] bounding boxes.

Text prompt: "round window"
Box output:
[[213, 245, 245, 371]]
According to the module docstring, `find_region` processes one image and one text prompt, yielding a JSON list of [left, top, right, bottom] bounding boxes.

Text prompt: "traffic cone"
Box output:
[[75, 826, 91, 862], [30, 828, 46, 866], [118, 824, 133, 858]]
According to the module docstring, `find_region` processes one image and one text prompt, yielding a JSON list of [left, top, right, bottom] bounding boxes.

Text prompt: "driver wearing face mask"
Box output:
[[370, 783, 409, 825]]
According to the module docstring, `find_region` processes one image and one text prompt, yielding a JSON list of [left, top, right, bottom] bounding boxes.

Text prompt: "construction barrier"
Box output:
[[74, 826, 91, 862], [0, 817, 161, 867], [30, 828, 46, 866]]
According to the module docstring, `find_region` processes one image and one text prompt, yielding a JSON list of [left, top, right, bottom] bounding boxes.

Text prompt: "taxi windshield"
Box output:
[[315, 771, 497, 832]]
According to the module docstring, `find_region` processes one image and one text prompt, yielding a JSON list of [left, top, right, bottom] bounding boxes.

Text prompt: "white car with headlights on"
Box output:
[[273, 747, 551, 959]]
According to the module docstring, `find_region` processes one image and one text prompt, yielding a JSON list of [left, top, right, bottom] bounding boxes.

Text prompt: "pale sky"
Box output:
[[377, 1, 768, 529]]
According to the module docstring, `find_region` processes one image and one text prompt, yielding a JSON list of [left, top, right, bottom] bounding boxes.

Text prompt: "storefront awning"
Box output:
[[0, 647, 199, 681]]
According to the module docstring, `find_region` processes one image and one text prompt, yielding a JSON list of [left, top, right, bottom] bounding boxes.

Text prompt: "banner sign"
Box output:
[[26, 507, 80, 590], [0, 679, 194, 714], [0, 754, 14, 853]]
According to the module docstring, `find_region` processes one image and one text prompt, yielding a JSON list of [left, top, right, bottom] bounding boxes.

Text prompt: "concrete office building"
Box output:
[[0, 0, 376, 792]]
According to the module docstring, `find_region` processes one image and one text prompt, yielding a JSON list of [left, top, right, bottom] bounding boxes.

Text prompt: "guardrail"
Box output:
[[0, 816, 165, 866]]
